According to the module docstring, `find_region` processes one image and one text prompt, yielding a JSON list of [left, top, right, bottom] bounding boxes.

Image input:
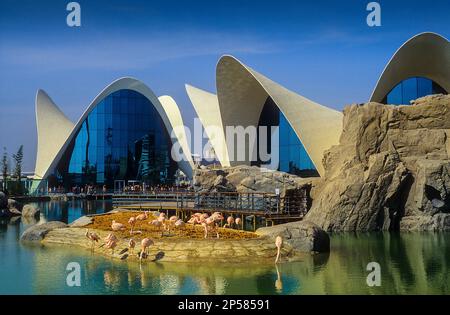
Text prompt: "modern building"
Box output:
[[370, 32, 450, 104], [186, 32, 449, 177], [33, 78, 194, 191], [186, 56, 342, 177], [33, 33, 449, 191]]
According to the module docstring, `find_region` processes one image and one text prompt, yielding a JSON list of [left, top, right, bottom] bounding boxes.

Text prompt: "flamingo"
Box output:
[[275, 236, 283, 264], [111, 220, 126, 231], [128, 216, 136, 234], [150, 219, 163, 236], [235, 217, 242, 230], [135, 211, 148, 228], [224, 216, 235, 228], [104, 233, 117, 243], [140, 238, 154, 261], [202, 212, 223, 239], [157, 213, 167, 230], [174, 219, 185, 230], [166, 216, 179, 232], [85, 229, 100, 250], [188, 213, 203, 225], [128, 238, 136, 256], [105, 236, 118, 256]]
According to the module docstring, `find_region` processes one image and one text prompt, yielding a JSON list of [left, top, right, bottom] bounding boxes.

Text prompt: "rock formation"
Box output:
[[256, 220, 330, 253], [20, 221, 68, 242], [305, 95, 450, 231], [0, 193, 22, 217], [193, 165, 312, 195], [21, 204, 40, 218]]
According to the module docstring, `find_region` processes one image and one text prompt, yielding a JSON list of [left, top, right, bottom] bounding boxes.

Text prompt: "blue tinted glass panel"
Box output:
[[385, 77, 439, 105], [387, 84, 403, 105], [53, 89, 176, 189]]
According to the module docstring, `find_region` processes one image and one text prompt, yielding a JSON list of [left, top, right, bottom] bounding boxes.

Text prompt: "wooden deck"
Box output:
[[112, 191, 309, 231]]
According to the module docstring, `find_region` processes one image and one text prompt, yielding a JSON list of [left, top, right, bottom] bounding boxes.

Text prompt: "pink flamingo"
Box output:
[[275, 236, 283, 263], [166, 215, 179, 232], [105, 236, 118, 256], [111, 220, 126, 231], [150, 219, 163, 236], [140, 238, 154, 261], [224, 216, 235, 228], [128, 216, 136, 234], [104, 233, 117, 243], [202, 212, 224, 239], [157, 213, 167, 230], [135, 211, 148, 228], [85, 229, 100, 250]]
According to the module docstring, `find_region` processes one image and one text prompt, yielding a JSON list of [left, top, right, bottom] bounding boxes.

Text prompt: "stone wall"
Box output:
[[305, 95, 450, 231]]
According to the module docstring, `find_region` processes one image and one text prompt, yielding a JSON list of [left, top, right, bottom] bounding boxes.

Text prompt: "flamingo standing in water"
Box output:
[[140, 238, 154, 261], [128, 216, 136, 235], [85, 229, 100, 250], [275, 236, 283, 263], [111, 220, 126, 231]]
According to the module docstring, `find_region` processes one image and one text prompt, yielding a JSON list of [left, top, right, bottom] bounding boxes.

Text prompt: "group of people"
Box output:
[[122, 183, 192, 194], [48, 183, 192, 195]]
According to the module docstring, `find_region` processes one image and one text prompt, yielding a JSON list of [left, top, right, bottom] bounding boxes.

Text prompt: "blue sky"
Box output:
[[0, 0, 449, 171]]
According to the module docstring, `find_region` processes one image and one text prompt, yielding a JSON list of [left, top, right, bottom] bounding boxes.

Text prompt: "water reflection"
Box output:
[[275, 264, 283, 293], [0, 200, 450, 294]]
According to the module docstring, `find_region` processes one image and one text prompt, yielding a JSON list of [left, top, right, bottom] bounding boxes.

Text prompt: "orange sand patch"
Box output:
[[85, 211, 258, 240]]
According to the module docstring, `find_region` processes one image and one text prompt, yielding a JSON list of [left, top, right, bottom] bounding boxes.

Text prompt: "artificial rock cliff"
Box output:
[[193, 165, 310, 195], [305, 95, 450, 231]]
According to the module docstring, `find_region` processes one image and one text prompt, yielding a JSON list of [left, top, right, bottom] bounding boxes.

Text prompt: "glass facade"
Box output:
[[50, 89, 176, 189], [254, 97, 317, 176], [383, 77, 446, 105]]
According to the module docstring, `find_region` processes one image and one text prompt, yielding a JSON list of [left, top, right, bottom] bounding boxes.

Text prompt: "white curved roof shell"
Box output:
[[370, 32, 450, 102], [187, 56, 343, 176], [34, 77, 194, 183]]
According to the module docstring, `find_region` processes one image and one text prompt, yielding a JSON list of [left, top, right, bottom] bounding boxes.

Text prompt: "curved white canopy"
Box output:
[[370, 32, 450, 102], [187, 56, 343, 176]]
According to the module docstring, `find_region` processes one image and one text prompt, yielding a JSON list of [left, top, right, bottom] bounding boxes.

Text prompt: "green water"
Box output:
[[0, 200, 449, 294]]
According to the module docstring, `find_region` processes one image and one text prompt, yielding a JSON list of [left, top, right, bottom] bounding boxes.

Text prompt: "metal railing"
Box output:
[[112, 191, 309, 216]]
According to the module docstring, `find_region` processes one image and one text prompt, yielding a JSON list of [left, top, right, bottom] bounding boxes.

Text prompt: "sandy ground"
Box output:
[[86, 211, 258, 240]]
